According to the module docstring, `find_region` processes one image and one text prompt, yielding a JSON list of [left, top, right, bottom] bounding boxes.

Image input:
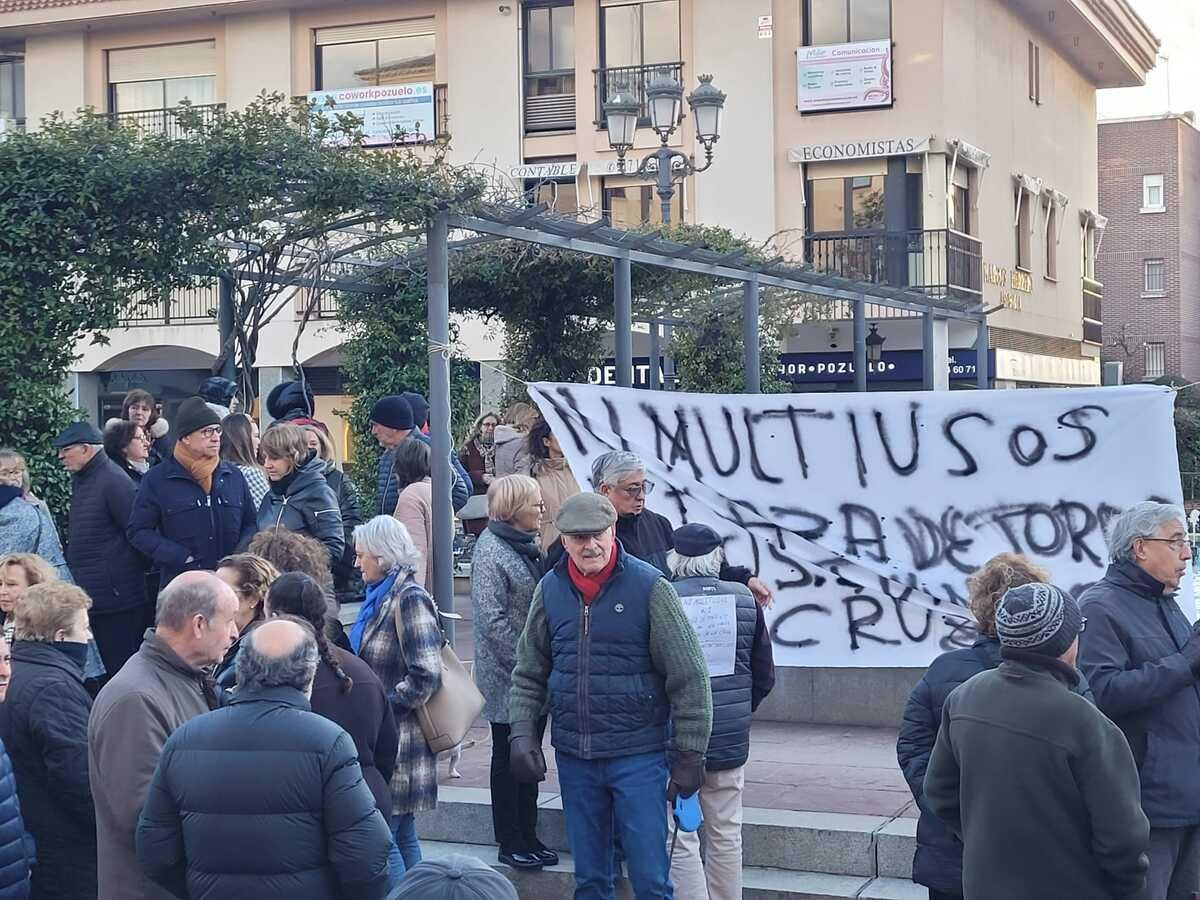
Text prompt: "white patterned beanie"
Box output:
[[995, 582, 1083, 658]]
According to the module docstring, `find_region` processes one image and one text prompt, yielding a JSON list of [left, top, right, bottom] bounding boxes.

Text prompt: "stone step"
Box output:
[[419, 840, 925, 900], [419, 787, 917, 880]]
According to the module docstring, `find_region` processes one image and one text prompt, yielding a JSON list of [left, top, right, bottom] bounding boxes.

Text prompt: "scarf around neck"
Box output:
[[349, 568, 400, 653], [174, 442, 220, 494], [488, 520, 543, 579], [473, 437, 497, 475], [567, 543, 618, 606]]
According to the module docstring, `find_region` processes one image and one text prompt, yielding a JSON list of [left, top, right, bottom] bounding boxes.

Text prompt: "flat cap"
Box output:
[[673, 523, 722, 557], [556, 492, 617, 535], [52, 422, 104, 448]]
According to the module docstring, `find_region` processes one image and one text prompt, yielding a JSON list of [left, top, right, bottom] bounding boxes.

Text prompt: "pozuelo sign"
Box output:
[[529, 383, 1186, 668]]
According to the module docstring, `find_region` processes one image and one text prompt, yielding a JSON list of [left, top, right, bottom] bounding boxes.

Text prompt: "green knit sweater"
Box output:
[[508, 575, 714, 753]]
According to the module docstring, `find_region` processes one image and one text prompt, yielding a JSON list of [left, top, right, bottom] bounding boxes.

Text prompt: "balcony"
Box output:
[[108, 103, 225, 139], [804, 229, 984, 301], [120, 282, 218, 327], [1083, 276, 1103, 345], [594, 62, 684, 128]]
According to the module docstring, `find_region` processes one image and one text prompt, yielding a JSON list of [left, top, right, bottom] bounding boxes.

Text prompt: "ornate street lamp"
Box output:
[[603, 72, 727, 225], [866, 324, 886, 366]]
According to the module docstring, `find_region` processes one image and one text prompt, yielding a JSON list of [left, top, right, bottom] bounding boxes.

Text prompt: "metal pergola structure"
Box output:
[[217, 200, 988, 643]]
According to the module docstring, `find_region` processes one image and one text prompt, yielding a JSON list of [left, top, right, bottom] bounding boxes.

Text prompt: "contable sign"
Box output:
[[308, 83, 435, 146], [529, 382, 1185, 667], [796, 39, 893, 113]]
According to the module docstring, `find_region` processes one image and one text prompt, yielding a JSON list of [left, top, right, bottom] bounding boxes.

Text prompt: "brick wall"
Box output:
[[1097, 117, 1194, 381]]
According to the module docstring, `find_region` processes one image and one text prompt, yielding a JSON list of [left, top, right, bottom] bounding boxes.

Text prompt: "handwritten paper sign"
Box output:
[[679, 593, 738, 677], [529, 383, 1186, 668]]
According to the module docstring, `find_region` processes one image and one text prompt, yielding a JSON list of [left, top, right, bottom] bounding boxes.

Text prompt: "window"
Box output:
[[1044, 202, 1057, 280], [1015, 188, 1032, 271], [0, 56, 24, 126], [952, 183, 970, 235], [1145, 342, 1166, 379], [524, 2, 575, 132], [1142, 174, 1165, 212], [525, 178, 579, 215], [602, 181, 683, 228], [601, 0, 680, 68], [1144, 258, 1166, 295], [1081, 219, 1098, 279], [107, 41, 217, 112], [804, 0, 891, 45], [1027, 41, 1041, 103], [315, 20, 436, 90], [807, 175, 886, 233]]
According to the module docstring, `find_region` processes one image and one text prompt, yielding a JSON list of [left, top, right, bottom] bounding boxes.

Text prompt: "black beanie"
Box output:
[[370, 395, 414, 431], [175, 397, 221, 438], [402, 391, 429, 429]]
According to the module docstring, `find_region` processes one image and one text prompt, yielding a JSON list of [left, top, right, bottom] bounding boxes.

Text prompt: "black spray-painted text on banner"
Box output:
[[529, 383, 1185, 667]]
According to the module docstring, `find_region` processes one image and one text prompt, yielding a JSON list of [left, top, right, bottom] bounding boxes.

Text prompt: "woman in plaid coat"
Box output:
[[347, 515, 443, 880]]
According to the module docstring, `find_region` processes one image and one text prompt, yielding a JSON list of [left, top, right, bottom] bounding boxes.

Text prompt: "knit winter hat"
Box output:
[[386, 855, 517, 900], [995, 582, 1083, 658], [401, 391, 429, 429], [174, 397, 221, 439], [370, 395, 415, 432]]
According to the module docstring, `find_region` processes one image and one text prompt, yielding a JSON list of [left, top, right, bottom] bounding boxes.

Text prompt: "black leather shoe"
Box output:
[[531, 847, 559, 867], [499, 850, 545, 869]]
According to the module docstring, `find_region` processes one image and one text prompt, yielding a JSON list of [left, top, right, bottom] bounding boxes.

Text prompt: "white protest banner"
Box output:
[[528, 383, 1186, 668]]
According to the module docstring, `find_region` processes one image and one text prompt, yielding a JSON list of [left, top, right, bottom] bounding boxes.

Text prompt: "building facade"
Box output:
[[0, 0, 1156, 429], [1098, 113, 1200, 383]]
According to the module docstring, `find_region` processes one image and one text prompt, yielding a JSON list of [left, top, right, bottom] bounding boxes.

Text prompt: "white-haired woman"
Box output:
[[347, 515, 443, 883], [469, 475, 556, 870]]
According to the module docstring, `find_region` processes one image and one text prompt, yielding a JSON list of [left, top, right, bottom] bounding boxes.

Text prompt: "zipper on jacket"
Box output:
[[579, 596, 591, 758]]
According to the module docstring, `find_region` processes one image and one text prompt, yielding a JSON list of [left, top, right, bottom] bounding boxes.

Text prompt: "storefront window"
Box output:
[[527, 179, 579, 215], [602, 181, 683, 228], [805, 0, 891, 45]]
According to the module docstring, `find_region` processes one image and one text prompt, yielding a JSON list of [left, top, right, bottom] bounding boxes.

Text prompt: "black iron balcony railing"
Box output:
[[109, 103, 225, 139], [805, 229, 984, 300], [1083, 275, 1103, 345], [594, 61, 684, 128], [120, 282, 218, 326]]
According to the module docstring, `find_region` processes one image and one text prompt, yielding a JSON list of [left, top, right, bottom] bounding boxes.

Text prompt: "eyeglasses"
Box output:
[[618, 482, 654, 498], [1141, 537, 1193, 554], [199, 426, 223, 438]]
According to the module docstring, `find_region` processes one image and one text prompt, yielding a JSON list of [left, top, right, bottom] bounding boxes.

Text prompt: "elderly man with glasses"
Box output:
[[1078, 500, 1200, 900], [128, 397, 258, 593], [573, 451, 774, 608]]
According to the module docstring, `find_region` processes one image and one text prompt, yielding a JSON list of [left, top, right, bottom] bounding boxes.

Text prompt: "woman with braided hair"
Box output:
[[264, 572, 399, 825]]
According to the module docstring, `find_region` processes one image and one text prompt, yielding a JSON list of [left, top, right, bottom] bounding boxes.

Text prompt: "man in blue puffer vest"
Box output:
[[666, 524, 774, 900], [509, 493, 713, 899], [0, 736, 33, 899]]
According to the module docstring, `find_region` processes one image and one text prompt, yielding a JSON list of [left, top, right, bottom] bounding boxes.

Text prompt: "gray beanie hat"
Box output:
[[386, 855, 518, 900], [995, 582, 1083, 658]]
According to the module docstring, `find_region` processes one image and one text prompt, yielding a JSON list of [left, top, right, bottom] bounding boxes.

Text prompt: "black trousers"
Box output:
[[90, 607, 148, 678], [490, 717, 548, 854]]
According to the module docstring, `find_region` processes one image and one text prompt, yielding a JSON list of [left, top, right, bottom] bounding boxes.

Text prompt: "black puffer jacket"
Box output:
[[256, 454, 344, 563], [66, 450, 146, 615], [0, 642, 95, 900], [0, 738, 33, 899], [135, 684, 392, 900], [897, 635, 1094, 893], [324, 466, 364, 594]]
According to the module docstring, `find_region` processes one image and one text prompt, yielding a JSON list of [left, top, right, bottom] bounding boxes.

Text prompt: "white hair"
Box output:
[[1107, 501, 1187, 562], [353, 515, 422, 572], [668, 546, 725, 580], [591, 450, 645, 489]]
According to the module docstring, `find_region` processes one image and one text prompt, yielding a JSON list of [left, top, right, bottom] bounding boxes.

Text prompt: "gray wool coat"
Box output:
[[470, 527, 541, 723]]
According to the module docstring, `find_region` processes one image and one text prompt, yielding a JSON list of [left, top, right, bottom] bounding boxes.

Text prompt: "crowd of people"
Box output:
[[0, 376, 1196, 900]]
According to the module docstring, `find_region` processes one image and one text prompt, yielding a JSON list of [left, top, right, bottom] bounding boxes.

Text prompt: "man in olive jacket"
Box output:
[[924, 582, 1149, 900]]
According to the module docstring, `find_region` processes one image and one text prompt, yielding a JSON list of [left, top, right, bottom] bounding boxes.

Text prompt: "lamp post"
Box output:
[[866, 323, 886, 370], [603, 72, 726, 226]]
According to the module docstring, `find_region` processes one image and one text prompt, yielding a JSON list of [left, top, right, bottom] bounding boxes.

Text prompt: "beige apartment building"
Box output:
[[0, 0, 1155, 429]]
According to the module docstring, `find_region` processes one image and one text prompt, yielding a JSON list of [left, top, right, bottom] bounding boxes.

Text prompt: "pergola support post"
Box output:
[[426, 210, 455, 645], [648, 320, 661, 390], [853, 294, 867, 393], [975, 317, 990, 389], [743, 278, 761, 393], [614, 257, 633, 388]]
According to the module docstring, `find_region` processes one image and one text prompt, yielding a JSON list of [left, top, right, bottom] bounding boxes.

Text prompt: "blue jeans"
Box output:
[[388, 813, 422, 883], [556, 749, 673, 900]]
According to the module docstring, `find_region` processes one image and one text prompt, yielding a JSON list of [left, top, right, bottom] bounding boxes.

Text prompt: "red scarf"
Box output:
[[567, 544, 619, 606]]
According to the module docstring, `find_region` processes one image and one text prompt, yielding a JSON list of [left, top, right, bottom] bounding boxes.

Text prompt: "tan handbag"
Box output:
[[396, 592, 484, 753]]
